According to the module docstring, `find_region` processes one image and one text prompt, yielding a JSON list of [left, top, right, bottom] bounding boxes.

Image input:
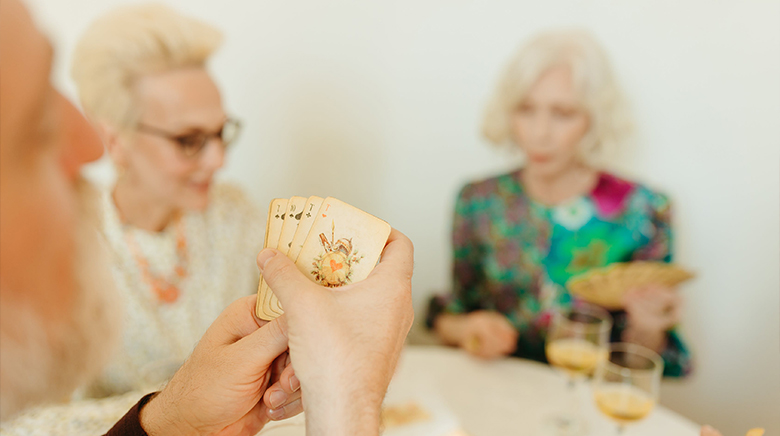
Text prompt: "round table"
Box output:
[[385, 345, 700, 436], [260, 345, 700, 436]]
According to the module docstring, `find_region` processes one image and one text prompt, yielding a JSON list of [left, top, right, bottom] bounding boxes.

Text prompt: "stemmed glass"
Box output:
[[592, 342, 664, 434], [543, 303, 612, 435]]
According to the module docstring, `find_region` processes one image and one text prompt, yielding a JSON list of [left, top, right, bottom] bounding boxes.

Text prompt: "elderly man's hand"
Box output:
[[260, 228, 415, 435], [139, 295, 296, 436]]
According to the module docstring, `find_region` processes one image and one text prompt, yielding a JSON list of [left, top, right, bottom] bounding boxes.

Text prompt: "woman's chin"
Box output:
[[181, 190, 210, 212], [526, 162, 562, 177]]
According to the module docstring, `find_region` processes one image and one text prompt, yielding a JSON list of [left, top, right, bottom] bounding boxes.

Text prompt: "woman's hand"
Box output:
[[139, 295, 290, 436], [622, 285, 682, 352], [459, 311, 518, 359]]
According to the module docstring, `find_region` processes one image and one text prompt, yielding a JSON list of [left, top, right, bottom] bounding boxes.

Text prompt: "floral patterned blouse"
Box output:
[[427, 169, 692, 377]]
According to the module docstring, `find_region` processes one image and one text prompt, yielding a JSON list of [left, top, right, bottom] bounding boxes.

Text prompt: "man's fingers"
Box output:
[[279, 363, 299, 394], [202, 295, 268, 346], [370, 228, 414, 280], [233, 317, 289, 365], [258, 249, 314, 308], [264, 382, 303, 411], [268, 398, 303, 421]]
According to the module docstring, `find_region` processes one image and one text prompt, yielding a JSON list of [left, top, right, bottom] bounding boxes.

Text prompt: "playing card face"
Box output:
[[264, 198, 289, 250], [278, 196, 308, 256], [256, 198, 288, 319], [288, 196, 324, 262], [295, 197, 391, 288], [258, 196, 310, 319], [255, 197, 391, 321]]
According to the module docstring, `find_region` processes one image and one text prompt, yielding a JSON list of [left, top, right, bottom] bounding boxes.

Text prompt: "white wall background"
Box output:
[[26, 0, 780, 433]]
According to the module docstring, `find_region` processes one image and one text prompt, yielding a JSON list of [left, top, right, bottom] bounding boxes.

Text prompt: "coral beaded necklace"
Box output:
[[124, 218, 189, 304]]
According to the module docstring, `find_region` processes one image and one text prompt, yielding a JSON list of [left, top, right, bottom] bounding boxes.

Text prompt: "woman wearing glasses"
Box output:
[[69, 5, 263, 397]]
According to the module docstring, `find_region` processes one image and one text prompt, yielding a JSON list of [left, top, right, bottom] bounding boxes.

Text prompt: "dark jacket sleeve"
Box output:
[[103, 393, 156, 436]]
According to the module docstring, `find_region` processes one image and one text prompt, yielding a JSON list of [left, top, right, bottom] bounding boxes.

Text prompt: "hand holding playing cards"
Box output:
[[139, 295, 295, 436], [259, 228, 414, 436], [622, 284, 682, 352]]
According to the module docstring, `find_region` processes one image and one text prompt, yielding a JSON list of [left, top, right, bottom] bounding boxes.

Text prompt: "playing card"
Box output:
[[278, 196, 307, 256], [256, 197, 391, 321], [288, 196, 324, 262], [567, 261, 694, 310], [258, 196, 308, 317], [264, 198, 289, 250], [294, 197, 391, 288], [255, 198, 288, 319]]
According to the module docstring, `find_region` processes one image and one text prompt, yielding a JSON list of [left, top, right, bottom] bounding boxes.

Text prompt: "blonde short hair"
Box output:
[[482, 29, 632, 161], [71, 3, 222, 131]]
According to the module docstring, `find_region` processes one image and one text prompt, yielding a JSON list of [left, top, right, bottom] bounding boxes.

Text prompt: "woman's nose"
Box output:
[[530, 112, 552, 145]]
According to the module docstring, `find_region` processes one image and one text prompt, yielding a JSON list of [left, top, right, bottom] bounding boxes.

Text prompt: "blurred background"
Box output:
[[27, 0, 779, 434]]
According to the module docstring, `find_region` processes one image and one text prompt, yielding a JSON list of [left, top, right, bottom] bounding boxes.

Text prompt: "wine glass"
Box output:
[[543, 302, 612, 435], [592, 342, 664, 434]]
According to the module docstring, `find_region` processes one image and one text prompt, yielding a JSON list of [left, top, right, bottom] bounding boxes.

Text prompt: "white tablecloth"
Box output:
[[385, 345, 700, 436], [260, 345, 701, 436]]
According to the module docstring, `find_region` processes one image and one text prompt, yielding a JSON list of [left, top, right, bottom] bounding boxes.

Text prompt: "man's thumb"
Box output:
[[257, 249, 312, 305]]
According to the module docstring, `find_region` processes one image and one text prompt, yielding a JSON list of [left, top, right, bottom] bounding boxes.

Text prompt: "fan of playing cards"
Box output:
[[255, 196, 391, 321], [566, 261, 695, 310]]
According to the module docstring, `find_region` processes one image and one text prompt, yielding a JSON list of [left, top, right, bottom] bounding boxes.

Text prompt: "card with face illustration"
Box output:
[[294, 197, 391, 288], [256, 198, 288, 319]]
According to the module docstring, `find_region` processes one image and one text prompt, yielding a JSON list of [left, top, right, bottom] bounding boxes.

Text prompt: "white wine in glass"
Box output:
[[546, 337, 608, 377], [543, 303, 612, 435], [593, 342, 663, 434]]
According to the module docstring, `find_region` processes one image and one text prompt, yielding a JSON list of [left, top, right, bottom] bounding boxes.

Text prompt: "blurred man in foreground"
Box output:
[[0, 0, 414, 434]]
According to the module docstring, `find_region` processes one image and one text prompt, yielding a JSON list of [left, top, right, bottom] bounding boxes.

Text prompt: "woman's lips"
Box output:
[[190, 181, 211, 193], [528, 154, 553, 163]]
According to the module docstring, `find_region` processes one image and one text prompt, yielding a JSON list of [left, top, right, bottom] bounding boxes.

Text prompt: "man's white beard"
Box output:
[[0, 181, 121, 421]]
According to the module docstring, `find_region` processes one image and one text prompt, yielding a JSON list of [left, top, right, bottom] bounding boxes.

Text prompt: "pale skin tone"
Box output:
[[0, 0, 103, 331], [142, 230, 414, 435], [434, 65, 681, 358], [2, 2, 415, 434], [101, 67, 228, 232], [93, 24, 301, 423]]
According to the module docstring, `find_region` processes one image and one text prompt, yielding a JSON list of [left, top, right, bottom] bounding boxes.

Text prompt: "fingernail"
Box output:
[[269, 390, 287, 409], [289, 375, 300, 392], [257, 249, 276, 272], [268, 407, 285, 420]]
